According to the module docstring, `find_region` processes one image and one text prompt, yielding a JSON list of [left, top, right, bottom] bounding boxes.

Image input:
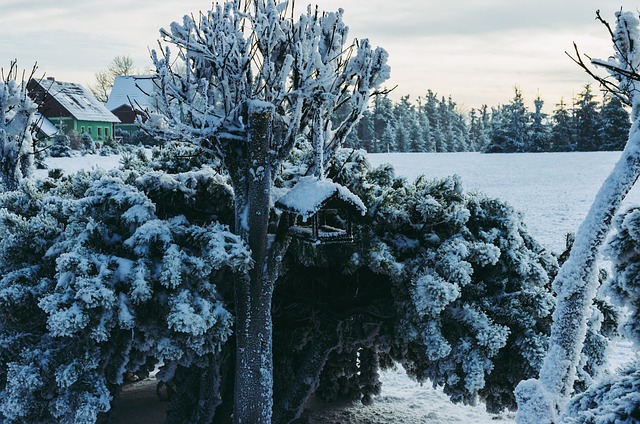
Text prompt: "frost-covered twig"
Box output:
[[0, 60, 39, 191]]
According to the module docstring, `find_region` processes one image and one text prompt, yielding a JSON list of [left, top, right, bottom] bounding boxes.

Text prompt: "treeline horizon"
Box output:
[[342, 84, 630, 154]]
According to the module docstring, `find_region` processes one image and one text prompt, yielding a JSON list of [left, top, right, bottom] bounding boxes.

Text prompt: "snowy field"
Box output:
[[368, 151, 640, 254], [44, 151, 637, 423]]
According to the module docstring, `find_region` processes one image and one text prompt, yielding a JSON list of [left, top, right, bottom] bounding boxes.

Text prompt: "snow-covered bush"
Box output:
[[98, 136, 121, 156], [605, 207, 640, 346], [562, 359, 640, 423], [0, 169, 251, 423], [136, 167, 234, 225], [355, 165, 557, 413], [81, 133, 95, 154], [49, 132, 72, 157], [270, 149, 556, 419], [148, 142, 218, 174]]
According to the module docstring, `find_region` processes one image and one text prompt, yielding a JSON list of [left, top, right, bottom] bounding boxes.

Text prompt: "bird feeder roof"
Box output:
[[275, 176, 366, 220]]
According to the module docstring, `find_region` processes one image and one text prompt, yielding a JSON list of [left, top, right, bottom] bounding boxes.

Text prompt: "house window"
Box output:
[[105, 127, 109, 138], [97, 127, 102, 138], [88, 127, 92, 135], [80, 126, 85, 133]]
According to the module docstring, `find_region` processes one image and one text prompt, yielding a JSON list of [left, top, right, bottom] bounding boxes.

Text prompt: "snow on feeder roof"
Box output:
[[275, 176, 366, 220], [275, 176, 367, 244]]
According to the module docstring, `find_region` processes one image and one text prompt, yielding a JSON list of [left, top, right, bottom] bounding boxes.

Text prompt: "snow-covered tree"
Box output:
[[0, 61, 37, 191], [528, 96, 551, 152], [549, 98, 575, 152], [516, 10, 640, 423], [599, 94, 630, 151], [485, 87, 529, 153], [143, 1, 389, 421], [574, 84, 602, 151], [50, 131, 72, 158]]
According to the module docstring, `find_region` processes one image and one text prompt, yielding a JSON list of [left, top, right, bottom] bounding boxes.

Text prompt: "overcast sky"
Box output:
[[2, 1, 639, 110]]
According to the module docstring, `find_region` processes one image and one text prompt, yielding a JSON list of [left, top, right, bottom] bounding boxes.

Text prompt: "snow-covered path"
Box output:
[[302, 366, 516, 423], [105, 366, 516, 424]]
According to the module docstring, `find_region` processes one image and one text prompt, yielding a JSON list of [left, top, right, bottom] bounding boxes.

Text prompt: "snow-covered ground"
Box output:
[[39, 154, 123, 177], [368, 151, 640, 254], [45, 151, 638, 423]]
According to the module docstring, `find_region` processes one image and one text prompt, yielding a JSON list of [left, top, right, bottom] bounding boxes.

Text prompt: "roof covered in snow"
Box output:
[[275, 176, 367, 220], [33, 112, 59, 138], [35, 79, 120, 123], [106, 75, 159, 112]]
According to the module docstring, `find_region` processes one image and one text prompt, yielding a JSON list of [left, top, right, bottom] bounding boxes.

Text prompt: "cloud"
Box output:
[[2, 0, 637, 107], [379, 24, 616, 108], [334, 0, 639, 40]]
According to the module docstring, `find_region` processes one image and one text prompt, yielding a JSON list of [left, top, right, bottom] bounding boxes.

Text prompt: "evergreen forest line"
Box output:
[[344, 84, 630, 153]]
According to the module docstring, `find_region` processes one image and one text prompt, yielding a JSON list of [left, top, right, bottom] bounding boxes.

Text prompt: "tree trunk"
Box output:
[[515, 118, 640, 423], [233, 102, 275, 424]]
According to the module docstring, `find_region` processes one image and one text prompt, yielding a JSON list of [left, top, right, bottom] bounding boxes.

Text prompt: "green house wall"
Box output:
[[48, 117, 114, 141]]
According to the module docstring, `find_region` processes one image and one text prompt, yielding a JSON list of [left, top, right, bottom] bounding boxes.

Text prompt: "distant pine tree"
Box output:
[[485, 88, 529, 153], [393, 96, 414, 152], [550, 98, 575, 152], [356, 110, 376, 152], [574, 84, 602, 151], [528, 96, 551, 152], [468, 105, 492, 151], [599, 94, 630, 150], [380, 125, 396, 153]]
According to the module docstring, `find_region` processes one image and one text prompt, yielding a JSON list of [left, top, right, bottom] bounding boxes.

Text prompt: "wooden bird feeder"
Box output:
[[275, 176, 366, 244]]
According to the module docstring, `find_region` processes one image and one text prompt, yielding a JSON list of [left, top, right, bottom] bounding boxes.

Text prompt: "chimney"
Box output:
[[47, 77, 55, 81]]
